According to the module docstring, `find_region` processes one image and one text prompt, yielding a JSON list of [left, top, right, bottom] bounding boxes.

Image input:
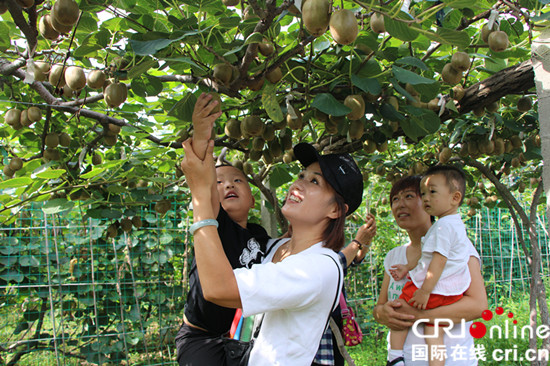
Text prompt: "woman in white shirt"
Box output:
[[373, 175, 488, 365], [181, 140, 364, 366]]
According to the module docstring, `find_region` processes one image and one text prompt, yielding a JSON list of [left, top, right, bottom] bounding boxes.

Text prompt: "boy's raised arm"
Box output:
[[190, 93, 222, 160]]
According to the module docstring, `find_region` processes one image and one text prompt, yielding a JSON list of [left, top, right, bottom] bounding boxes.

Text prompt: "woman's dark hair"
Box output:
[[389, 175, 423, 203], [322, 193, 347, 252]]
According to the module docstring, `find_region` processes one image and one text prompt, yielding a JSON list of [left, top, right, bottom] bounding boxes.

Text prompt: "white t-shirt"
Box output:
[[409, 214, 472, 296], [384, 244, 480, 365], [234, 239, 343, 366]]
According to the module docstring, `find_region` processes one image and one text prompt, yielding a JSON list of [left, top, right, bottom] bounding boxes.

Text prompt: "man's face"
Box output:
[[216, 165, 255, 220]]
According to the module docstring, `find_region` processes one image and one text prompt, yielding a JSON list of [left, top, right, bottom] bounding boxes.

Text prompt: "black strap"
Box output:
[[386, 356, 405, 366], [322, 254, 343, 329], [264, 238, 284, 258]]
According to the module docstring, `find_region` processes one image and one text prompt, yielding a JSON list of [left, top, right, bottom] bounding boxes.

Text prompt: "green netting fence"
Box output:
[[1, 205, 549, 365]]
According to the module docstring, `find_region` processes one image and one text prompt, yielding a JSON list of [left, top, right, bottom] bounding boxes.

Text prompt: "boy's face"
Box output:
[[420, 174, 460, 218], [216, 166, 255, 221]]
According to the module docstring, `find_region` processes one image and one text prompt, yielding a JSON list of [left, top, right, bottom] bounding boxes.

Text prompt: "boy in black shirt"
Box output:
[[175, 93, 271, 365]]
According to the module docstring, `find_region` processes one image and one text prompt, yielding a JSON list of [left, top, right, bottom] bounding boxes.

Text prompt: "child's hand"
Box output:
[[192, 93, 222, 143], [389, 264, 409, 281], [408, 288, 430, 310]]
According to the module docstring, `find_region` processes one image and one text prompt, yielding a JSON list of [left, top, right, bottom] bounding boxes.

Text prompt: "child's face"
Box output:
[[216, 166, 255, 221], [420, 174, 460, 218]]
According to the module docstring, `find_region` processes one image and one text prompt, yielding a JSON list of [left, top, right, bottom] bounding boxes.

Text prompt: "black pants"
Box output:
[[175, 323, 227, 366]]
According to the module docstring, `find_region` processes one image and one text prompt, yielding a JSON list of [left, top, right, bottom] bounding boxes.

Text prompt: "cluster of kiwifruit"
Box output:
[[38, 0, 80, 40], [43, 131, 72, 162], [103, 122, 122, 147], [154, 199, 172, 215], [481, 22, 509, 53], [441, 51, 471, 86], [3, 106, 42, 130], [3, 156, 23, 178], [300, 0, 359, 45]]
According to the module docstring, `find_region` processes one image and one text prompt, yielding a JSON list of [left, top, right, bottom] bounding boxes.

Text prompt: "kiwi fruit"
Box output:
[[249, 150, 262, 161], [3, 165, 14, 177], [92, 153, 102, 165], [441, 63, 462, 85], [488, 31, 509, 52], [43, 148, 60, 161], [377, 141, 388, 152], [314, 109, 328, 122], [387, 96, 399, 111], [252, 136, 265, 151], [207, 92, 222, 113], [104, 82, 128, 108], [39, 15, 60, 41], [262, 123, 276, 141], [269, 139, 283, 157], [452, 85, 465, 101], [45, 133, 60, 148], [263, 149, 274, 164], [370, 13, 385, 34], [241, 116, 264, 136], [224, 118, 241, 139], [243, 162, 254, 175], [266, 67, 283, 84], [517, 96, 532, 112], [34, 61, 51, 81], [9, 157, 23, 171], [286, 110, 303, 130], [213, 63, 233, 86], [510, 135, 522, 149], [363, 139, 376, 154], [427, 98, 440, 112], [248, 76, 265, 91], [120, 218, 132, 233], [27, 106, 42, 123], [19, 110, 31, 127], [131, 216, 143, 228], [51, 0, 80, 26], [103, 135, 117, 146], [4, 109, 22, 126], [511, 157, 520, 168], [280, 129, 293, 151], [451, 52, 470, 72], [58, 132, 71, 147], [472, 106, 485, 117], [486, 101, 499, 113], [87, 70, 106, 89], [329, 9, 359, 45], [107, 123, 121, 135], [258, 40, 274, 57], [50, 13, 74, 34], [302, 0, 331, 37], [65, 66, 86, 90], [17, 0, 33, 6], [106, 223, 118, 238], [49, 64, 66, 88], [349, 119, 364, 140], [154, 199, 171, 215], [344, 94, 365, 120]]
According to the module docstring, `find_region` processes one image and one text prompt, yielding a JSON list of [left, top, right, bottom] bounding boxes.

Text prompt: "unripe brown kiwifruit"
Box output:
[[510, 135, 522, 149], [3, 165, 14, 177], [50, 12, 74, 34], [103, 134, 117, 146], [252, 136, 265, 151], [39, 15, 60, 41], [62, 85, 74, 98], [302, 0, 331, 37], [33, 61, 50, 81], [87, 70, 106, 89], [280, 129, 293, 151], [427, 98, 440, 112], [485, 101, 499, 113], [405, 83, 418, 97], [107, 123, 121, 135], [441, 63, 462, 85], [269, 139, 283, 157], [451, 52, 470, 72], [517, 96, 532, 112], [481, 23, 497, 43], [58, 132, 71, 147], [363, 139, 376, 154], [104, 82, 128, 108], [377, 141, 388, 152], [45, 133, 60, 148], [314, 109, 328, 122], [155, 199, 171, 215], [266, 67, 283, 84], [344, 94, 365, 120], [248, 76, 265, 91], [494, 138, 505, 155], [283, 152, 293, 164], [243, 162, 254, 176], [131, 216, 143, 228], [92, 152, 102, 165], [262, 123, 276, 141], [225, 118, 241, 139], [9, 157, 23, 171], [120, 218, 132, 232], [213, 64, 233, 86], [27, 106, 42, 123], [511, 157, 520, 168], [4, 109, 22, 126], [452, 85, 465, 101], [207, 92, 222, 113], [263, 149, 274, 164], [49, 64, 66, 88], [52, 0, 80, 26], [349, 119, 364, 140], [258, 40, 275, 57], [65, 66, 86, 90], [241, 116, 264, 136], [472, 106, 485, 117], [488, 31, 509, 52], [329, 9, 359, 45], [249, 150, 262, 161], [43, 147, 60, 161], [20, 110, 31, 127], [286, 110, 303, 130], [370, 13, 385, 34], [387, 96, 399, 111]]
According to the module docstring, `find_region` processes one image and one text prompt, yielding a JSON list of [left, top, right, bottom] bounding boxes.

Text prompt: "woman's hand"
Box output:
[[353, 213, 376, 262], [374, 299, 416, 331]]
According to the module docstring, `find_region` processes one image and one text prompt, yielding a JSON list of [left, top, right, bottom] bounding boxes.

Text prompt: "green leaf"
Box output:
[[0, 270, 25, 283], [351, 75, 382, 95], [311, 94, 351, 117], [130, 38, 175, 56], [392, 66, 436, 85], [441, 0, 476, 8], [424, 28, 471, 49], [35, 169, 66, 179], [400, 107, 441, 141], [384, 13, 419, 42], [0, 22, 12, 52], [131, 76, 163, 97], [127, 58, 158, 79], [395, 57, 428, 71], [168, 93, 198, 122], [262, 83, 284, 122], [81, 167, 106, 179], [269, 165, 293, 188], [0, 177, 33, 190], [13, 322, 29, 335], [42, 199, 75, 214], [244, 32, 264, 45], [20, 255, 40, 267]]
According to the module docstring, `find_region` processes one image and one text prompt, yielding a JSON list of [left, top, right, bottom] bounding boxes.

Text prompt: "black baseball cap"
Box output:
[[293, 143, 363, 215]]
